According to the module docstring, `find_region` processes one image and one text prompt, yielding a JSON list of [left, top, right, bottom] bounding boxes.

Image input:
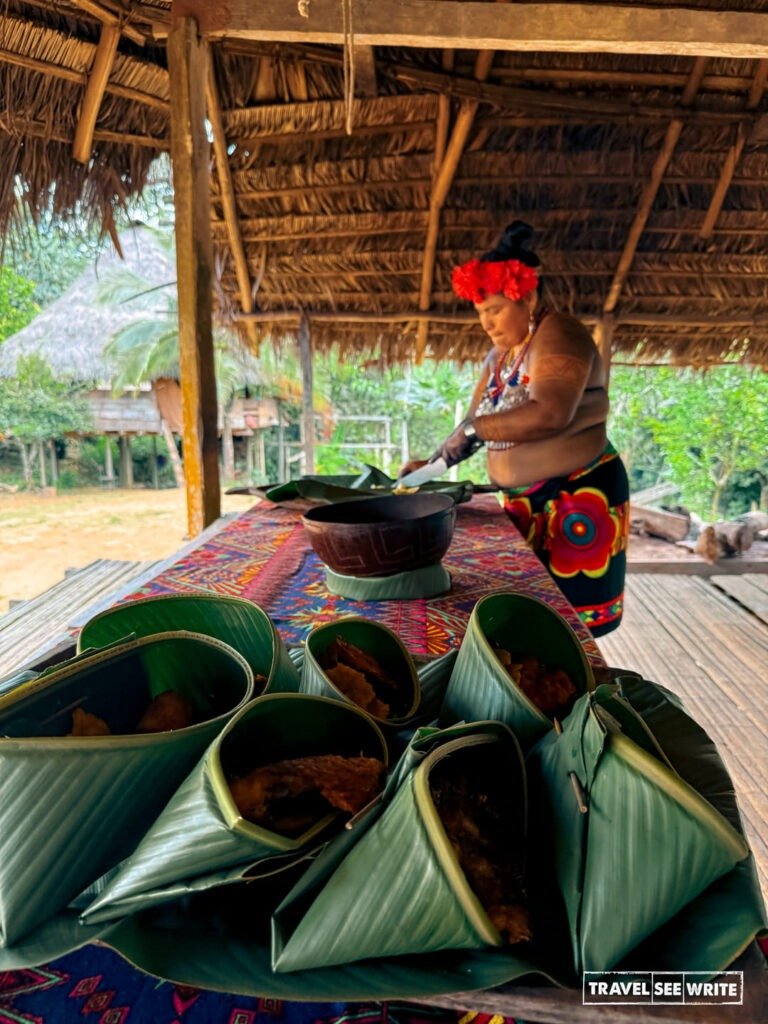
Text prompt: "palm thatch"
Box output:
[[2, 1, 768, 366], [0, 226, 175, 382]]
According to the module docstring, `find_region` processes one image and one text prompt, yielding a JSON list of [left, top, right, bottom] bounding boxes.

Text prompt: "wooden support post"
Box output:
[[246, 435, 255, 478], [104, 435, 114, 481], [151, 435, 160, 489], [72, 23, 120, 164], [297, 315, 315, 475], [168, 15, 221, 534], [119, 435, 134, 487], [593, 314, 615, 389]]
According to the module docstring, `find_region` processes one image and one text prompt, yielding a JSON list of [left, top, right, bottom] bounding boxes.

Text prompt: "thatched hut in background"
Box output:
[[0, 226, 276, 487], [1, 1, 768, 528]]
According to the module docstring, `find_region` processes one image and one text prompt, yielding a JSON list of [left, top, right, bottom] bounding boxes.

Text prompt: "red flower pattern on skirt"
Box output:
[[545, 487, 624, 579], [502, 496, 547, 548]]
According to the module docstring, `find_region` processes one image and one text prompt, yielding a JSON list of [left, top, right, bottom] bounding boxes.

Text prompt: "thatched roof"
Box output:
[[0, 226, 175, 382], [3, 1, 768, 366]]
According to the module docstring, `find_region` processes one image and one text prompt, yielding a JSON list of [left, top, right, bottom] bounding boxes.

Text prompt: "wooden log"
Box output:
[[630, 503, 690, 542], [168, 15, 221, 534], [712, 520, 756, 557], [176, 0, 768, 59]]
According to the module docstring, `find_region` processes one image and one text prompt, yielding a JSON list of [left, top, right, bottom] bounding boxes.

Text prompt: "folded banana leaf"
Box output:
[[527, 680, 752, 975], [273, 721, 529, 971], [80, 693, 388, 924], [323, 562, 452, 600], [302, 617, 421, 727], [262, 467, 475, 506], [439, 592, 594, 749], [0, 632, 254, 947], [78, 594, 299, 694]]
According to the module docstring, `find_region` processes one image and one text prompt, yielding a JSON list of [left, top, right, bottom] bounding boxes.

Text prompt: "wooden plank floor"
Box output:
[[711, 573, 768, 626], [599, 574, 768, 902], [0, 559, 160, 680]]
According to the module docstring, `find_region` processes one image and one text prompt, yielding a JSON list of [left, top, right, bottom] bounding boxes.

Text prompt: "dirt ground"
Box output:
[[1, 487, 765, 615], [0, 487, 255, 614]]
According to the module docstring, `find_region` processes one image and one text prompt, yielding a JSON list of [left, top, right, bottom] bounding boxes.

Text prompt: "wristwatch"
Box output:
[[463, 419, 479, 442]]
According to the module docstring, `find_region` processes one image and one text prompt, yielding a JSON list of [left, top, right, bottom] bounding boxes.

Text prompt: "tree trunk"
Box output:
[[49, 440, 58, 485], [160, 418, 185, 488], [38, 441, 47, 488]]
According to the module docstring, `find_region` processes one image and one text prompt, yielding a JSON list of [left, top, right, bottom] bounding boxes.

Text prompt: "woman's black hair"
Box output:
[[481, 220, 540, 268]]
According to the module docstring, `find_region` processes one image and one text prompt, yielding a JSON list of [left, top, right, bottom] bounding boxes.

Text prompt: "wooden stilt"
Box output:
[[104, 435, 114, 482], [151, 435, 160, 489], [168, 15, 221, 535]]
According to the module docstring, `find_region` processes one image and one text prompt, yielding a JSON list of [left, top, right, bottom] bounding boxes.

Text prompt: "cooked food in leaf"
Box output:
[[430, 747, 531, 945], [325, 663, 390, 719], [319, 636, 406, 719], [136, 690, 196, 733], [69, 708, 111, 736], [494, 649, 577, 720], [228, 754, 385, 836]]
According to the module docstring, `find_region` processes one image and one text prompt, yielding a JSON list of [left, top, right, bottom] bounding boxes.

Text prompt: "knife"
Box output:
[[397, 456, 449, 488]]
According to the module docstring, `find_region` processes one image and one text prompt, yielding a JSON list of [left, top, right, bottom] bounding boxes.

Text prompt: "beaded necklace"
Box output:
[[486, 307, 547, 406]]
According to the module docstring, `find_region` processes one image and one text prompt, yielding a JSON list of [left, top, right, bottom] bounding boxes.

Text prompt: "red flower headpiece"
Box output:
[[452, 258, 539, 303]]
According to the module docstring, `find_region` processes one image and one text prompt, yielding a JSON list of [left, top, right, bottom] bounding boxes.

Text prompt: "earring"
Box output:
[[528, 311, 536, 335]]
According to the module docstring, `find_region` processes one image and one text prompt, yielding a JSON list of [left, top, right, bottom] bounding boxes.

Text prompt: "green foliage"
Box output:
[[5, 214, 103, 307], [0, 354, 92, 444], [609, 365, 768, 518], [0, 268, 40, 342]]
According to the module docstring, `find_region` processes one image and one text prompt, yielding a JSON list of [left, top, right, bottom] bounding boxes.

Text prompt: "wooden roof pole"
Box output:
[[352, 46, 378, 96], [67, 0, 147, 46], [414, 20, 505, 361], [603, 56, 707, 315], [72, 23, 120, 164], [700, 60, 768, 239], [189, 1, 768, 57], [205, 60, 261, 349], [168, 14, 221, 535]]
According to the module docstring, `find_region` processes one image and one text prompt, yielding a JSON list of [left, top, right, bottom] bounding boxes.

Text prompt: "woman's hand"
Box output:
[[436, 419, 484, 468]]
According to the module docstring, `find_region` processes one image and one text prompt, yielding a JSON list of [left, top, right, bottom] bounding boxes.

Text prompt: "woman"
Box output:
[[401, 222, 629, 637]]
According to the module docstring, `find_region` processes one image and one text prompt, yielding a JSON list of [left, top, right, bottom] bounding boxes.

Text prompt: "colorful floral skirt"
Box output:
[[502, 444, 630, 637]]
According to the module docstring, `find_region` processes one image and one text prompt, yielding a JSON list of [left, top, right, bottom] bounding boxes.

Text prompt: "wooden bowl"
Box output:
[[301, 494, 457, 578]]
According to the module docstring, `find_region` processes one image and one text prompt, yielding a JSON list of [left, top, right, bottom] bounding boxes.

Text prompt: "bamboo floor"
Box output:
[[599, 574, 768, 902]]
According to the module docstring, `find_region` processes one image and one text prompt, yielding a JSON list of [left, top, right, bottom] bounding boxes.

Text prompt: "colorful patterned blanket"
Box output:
[[125, 496, 603, 665]]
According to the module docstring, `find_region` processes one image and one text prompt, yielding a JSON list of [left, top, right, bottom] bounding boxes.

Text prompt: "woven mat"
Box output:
[[123, 496, 603, 666]]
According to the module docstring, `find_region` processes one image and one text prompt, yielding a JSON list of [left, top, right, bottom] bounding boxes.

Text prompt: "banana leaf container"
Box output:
[[272, 721, 528, 971], [0, 631, 254, 947], [439, 592, 594, 749], [81, 693, 388, 925], [78, 594, 299, 694], [302, 617, 421, 728], [527, 680, 752, 975]]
